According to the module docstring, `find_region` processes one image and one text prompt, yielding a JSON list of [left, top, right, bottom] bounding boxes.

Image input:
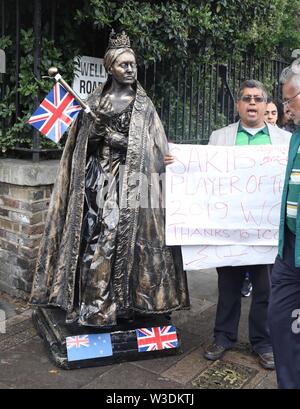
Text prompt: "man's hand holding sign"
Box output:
[[166, 143, 288, 268]]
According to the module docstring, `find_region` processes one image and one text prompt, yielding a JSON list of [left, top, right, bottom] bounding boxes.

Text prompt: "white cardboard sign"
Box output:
[[181, 244, 278, 270], [166, 144, 288, 268]]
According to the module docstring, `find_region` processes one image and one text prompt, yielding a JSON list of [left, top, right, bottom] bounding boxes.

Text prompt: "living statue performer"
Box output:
[[30, 31, 190, 328]]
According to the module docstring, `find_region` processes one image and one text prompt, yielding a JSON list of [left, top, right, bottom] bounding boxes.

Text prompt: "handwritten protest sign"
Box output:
[[181, 245, 278, 270], [166, 144, 288, 268]]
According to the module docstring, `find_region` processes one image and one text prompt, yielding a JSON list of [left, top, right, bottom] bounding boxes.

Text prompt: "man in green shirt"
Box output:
[[203, 80, 290, 370], [165, 80, 291, 370], [269, 60, 300, 389]]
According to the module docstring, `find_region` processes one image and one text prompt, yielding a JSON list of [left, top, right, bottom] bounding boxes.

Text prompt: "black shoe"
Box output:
[[203, 343, 228, 361], [256, 351, 275, 370], [241, 279, 252, 297]]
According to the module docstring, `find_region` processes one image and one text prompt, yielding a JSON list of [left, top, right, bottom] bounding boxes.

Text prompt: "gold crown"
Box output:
[[107, 29, 131, 50]]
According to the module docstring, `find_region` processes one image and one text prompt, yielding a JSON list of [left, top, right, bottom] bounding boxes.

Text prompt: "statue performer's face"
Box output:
[[109, 51, 137, 85]]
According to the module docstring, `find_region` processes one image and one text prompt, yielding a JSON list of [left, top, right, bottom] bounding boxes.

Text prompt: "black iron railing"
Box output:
[[139, 56, 288, 144], [0, 0, 289, 160]]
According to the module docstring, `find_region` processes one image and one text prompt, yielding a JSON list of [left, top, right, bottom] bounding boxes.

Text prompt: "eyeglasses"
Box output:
[[239, 95, 266, 103], [282, 91, 300, 106]]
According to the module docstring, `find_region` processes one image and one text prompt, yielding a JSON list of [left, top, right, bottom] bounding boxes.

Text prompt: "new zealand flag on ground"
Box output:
[[66, 333, 113, 362]]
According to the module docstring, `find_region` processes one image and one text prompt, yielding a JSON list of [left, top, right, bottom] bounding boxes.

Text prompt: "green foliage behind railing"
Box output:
[[1, 0, 299, 154], [0, 28, 79, 153]]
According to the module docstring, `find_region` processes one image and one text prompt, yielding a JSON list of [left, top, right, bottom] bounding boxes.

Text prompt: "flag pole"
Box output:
[[47, 67, 97, 119]]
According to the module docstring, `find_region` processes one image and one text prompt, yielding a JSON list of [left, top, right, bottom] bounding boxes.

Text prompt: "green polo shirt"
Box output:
[[278, 128, 300, 265], [235, 123, 271, 145], [286, 146, 300, 234]]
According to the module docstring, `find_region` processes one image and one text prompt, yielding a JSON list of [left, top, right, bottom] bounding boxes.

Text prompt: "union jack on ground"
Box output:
[[27, 82, 81, 143], [136, 325, 178, 352], [66, 335, 90, 349]]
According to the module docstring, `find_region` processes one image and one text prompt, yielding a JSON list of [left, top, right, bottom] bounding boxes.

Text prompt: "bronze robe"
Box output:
[[30, 82, 190, 326]]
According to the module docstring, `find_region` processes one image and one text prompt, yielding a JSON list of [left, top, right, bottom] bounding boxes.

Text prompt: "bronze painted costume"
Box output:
[[30, 81, 189, 327]]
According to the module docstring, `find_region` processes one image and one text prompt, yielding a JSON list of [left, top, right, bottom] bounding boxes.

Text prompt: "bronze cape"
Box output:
[[30, 81, 190, 326]]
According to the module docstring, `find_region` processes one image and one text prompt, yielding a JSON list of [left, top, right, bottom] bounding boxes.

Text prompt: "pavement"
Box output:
[[0, 269, 278, 390]]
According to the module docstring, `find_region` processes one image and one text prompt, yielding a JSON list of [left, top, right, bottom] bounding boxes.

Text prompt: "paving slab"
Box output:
[[0, 381, 11, 389], [243, 371, 268, 389], [5, 309, 31, 327], [224, 347, 263, 371], [82, 361, 183, 389], [172, 297, 215, 330], [187, 269, 219, 303], [0, 336, 115, 389], [130, 331, 200, 375], [0, 291, 29, 318], [254, 372, 278, 389], [161, 346, 210, 385], [0, 317, 36, 352], [0, 269, 279, 389], [0, 300, 16, 320]]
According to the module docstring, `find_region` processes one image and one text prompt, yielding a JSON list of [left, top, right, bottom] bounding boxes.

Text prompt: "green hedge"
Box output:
[[1, 0, 299, 153]]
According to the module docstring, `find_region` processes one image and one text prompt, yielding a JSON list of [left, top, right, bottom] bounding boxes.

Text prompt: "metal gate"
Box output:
[[0, 0, 289, 159]]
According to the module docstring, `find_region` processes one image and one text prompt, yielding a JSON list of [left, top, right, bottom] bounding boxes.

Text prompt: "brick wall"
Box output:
[[0, 159, 59, 299]]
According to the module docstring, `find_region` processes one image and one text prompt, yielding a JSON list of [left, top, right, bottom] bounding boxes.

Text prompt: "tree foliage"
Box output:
[[1, 0, 300, 153], [76, 0, 300, 64]]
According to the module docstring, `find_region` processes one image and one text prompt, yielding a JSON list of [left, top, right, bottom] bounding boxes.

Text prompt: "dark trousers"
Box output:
[[269, 229, 300, 389], [214, 265, 272, 354]]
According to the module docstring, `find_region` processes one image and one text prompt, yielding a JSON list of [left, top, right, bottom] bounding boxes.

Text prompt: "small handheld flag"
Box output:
[[27, 82, 81, 143]]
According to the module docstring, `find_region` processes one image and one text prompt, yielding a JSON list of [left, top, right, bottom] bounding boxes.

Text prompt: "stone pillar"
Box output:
[[0, 159, 59, 299]]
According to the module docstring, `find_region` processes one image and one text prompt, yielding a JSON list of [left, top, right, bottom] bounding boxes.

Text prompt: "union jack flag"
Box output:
[[27, 82, 81, 143], [66, 335, 90, 349], [136, 325, 178, 352]]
